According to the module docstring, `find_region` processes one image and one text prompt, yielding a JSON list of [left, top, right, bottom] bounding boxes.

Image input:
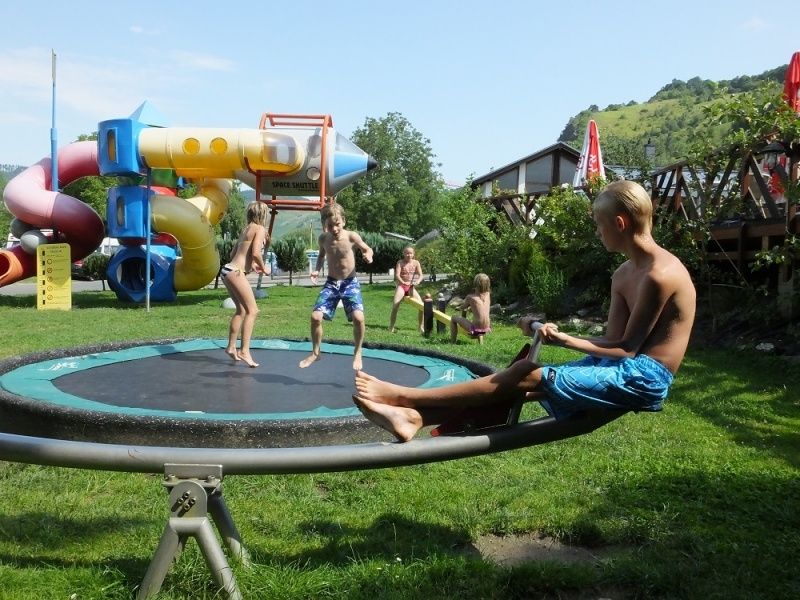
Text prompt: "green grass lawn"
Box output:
[[1, 283, 798, 599]]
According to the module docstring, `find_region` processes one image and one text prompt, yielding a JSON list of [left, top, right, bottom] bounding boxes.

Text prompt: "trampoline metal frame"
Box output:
[[0, 409, 626, 599], [0, 332, 629, 598]]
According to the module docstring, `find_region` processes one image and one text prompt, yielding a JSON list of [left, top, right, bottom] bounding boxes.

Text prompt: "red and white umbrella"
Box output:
[[783, 51, 800, 113], [573, 119, 605, 188]]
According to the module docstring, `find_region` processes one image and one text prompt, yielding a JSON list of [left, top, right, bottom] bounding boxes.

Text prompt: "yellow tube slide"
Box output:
[[150, 179, 230, 291]]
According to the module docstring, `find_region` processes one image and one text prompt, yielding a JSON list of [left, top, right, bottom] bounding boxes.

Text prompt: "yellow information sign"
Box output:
[[37, 243, 72, 310]]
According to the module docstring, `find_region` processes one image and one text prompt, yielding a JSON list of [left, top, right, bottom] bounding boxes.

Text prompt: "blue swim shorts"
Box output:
[[313, 277, 364, 321], [539, 354, 674, 420]]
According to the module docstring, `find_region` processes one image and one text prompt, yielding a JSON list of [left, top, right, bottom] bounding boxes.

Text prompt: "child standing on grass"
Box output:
[[299, 202, 374, 370], [449, 273, 492, 342], [389, 246, 424, 333]]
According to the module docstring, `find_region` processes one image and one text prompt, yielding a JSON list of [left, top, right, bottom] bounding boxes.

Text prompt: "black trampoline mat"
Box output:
[[54, 348, 428, 414]]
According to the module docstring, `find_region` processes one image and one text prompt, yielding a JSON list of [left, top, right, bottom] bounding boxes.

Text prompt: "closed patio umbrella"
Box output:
[[783, 51, 800, 113], [573, 119, 605, 188]]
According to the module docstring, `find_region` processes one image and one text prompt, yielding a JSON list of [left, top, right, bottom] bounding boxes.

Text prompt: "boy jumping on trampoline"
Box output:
[[299, 202, 374, 371], [353, 180, 696, 441], [449, 273, 492, 342]]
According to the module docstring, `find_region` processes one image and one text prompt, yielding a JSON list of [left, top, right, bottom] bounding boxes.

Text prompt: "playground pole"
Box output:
[[145, 169, 152, 311], [50, 50, 58, 192]]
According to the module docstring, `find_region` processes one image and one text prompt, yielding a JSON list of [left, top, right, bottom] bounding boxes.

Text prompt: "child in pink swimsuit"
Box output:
[[388, 246, 424, 333]]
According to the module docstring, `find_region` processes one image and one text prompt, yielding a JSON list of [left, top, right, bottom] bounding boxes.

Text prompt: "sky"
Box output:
[[0, 0, 797, 187]]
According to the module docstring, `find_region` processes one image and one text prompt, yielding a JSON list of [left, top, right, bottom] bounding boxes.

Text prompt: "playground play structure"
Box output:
[[0, 104, 376, 302]]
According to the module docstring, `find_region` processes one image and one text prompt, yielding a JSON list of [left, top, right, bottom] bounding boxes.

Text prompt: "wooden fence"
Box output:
[[650, 148, 799, 270]]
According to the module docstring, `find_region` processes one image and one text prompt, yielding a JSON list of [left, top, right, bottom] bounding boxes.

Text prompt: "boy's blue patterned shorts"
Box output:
[[539, 354, 673, 420], [313, 277, 364, 321]]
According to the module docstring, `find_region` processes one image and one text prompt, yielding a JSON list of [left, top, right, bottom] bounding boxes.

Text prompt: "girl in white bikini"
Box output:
[[222, 201, 270, 367]]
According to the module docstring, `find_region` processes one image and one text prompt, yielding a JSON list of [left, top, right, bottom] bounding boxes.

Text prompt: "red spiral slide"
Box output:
[[1, 141, 105, 286]]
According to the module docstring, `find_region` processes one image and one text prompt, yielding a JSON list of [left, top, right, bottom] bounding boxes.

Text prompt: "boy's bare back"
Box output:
[[464, 292, 491, 330]]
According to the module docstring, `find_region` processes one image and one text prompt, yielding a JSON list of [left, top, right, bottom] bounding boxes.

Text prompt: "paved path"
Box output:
[[0, 272, 396, 296]]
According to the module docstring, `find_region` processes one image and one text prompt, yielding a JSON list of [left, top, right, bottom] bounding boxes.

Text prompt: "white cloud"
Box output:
[[740, 17, 767, 31], [0, 47, 195, 123], [129, 25, 162, 36], [171, 50, 236, 72], [0, 111, 39, 125]]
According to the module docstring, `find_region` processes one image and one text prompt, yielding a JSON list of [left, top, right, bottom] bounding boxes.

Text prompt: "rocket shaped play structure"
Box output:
[[1, 104, 376, 302]]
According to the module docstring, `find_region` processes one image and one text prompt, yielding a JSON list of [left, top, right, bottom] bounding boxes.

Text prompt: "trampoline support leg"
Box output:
[[209, 490, 251, 566], [136, 465, 245, 600]]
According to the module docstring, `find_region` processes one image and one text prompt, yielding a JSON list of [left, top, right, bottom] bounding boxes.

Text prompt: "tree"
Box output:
[[354, 233, 405, 284], [336, 112, 444, 239], [272, 234, 307, 285], [62, 174, 116, 223], [0, 172, 10, 242], [215, 181, 247, 242], [600, 133, 656, 183], [431, 184, 518, 291], [83, 253, 111, 291]]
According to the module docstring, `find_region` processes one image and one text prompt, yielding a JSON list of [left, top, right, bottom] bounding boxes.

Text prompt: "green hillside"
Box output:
[[558, 64, 788, 166]]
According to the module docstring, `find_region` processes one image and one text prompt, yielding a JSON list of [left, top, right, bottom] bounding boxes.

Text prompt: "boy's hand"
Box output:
[[364, 249, 374, 264], [539, 323, 567, 345], [310, 270, 319, 284]]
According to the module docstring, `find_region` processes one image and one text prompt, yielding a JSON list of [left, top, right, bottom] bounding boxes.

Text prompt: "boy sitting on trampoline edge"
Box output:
[[299, 202, 374, 371], [353, 180, 697, 442]]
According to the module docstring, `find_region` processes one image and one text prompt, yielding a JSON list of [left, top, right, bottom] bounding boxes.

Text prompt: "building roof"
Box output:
[[471, 142, 580, 186]]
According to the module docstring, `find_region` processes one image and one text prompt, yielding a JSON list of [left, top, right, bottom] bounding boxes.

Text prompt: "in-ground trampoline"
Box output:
[[0, 338, 494, 448], [0, 337, 626, 599]]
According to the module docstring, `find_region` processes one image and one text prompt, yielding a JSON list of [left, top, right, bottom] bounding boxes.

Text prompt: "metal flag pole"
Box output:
[[50, 50, 58, 192]]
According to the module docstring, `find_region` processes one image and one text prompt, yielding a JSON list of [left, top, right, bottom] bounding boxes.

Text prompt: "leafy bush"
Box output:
[[83, 252, 110, 281], [508, 238, 540, 296], [355, 232, 405, 283], [416, 238, 444, 280], [533, 186, 619, 308], [434, 185, 519, 289], [272, 234, 307, 285], [216, 238, 236, 265], [509, 239, 567, 317]]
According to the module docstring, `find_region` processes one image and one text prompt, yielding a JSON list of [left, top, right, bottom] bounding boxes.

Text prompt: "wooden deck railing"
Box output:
[[649, 148, 799, 269]]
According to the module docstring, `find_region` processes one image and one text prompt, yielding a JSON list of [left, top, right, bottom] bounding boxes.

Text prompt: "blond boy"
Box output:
[[299, 203, 374, 370], [353, 180, 696, 441]]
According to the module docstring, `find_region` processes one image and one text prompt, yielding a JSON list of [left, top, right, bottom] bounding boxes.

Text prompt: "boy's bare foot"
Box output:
[[390, 326, 397, 333], [225, 349, 241, 362], [238, 352, 259, 368], [353, 395, 422, 442], [299, 352, 320, 368], [354, 370, 412, 407], [352, 350, 363, 371]]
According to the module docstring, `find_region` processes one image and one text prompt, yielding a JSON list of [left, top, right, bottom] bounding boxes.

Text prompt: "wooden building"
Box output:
[[471, 143, 579, 224]]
